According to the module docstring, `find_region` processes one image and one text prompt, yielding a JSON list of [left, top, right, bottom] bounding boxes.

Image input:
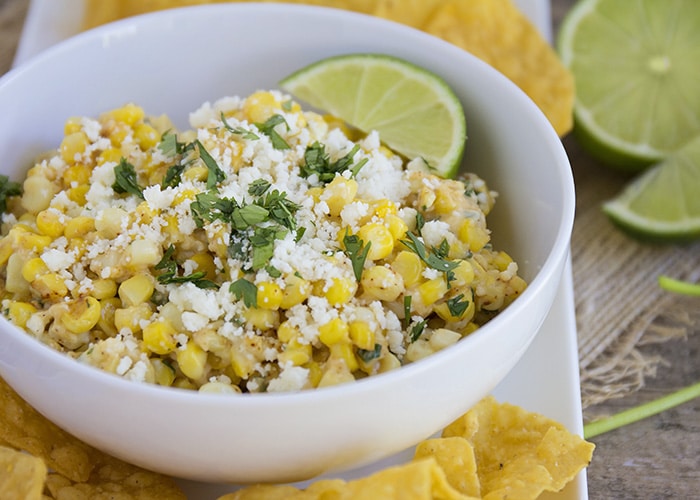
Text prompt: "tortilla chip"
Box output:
[[414, 437, 481, 497], [0, 445, 47, 500]]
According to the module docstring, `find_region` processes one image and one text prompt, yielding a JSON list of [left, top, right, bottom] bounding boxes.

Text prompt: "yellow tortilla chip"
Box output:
[[414, 436, 481, 497], [0, 445, 47, 500]]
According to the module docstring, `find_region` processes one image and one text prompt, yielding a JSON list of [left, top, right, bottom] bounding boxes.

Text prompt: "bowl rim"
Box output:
[[0, 2, 575, 407]]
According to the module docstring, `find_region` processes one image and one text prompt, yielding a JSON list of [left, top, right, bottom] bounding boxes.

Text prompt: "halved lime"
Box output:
[[602, 134, 700, 242], [280, 54, 466, 178], [557, 0, 700, 171]]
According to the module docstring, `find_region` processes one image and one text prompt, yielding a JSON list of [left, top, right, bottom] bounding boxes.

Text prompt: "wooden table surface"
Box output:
[[1, 0, 698, 498]]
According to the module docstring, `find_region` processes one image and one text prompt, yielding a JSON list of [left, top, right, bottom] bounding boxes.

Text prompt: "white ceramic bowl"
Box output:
[[0, 4, 574, 484]]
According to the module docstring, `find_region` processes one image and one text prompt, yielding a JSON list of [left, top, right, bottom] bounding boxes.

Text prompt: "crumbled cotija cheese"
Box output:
[[0, 90, 527, 394]]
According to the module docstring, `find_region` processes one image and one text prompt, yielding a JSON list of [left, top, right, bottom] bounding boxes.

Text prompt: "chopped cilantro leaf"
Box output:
[[342, 229, 371, 282], [229, 278, 257, 308], [401, 232, 458, 277], [220, 112, 259, 140], [255, 114, 290, 150], [0, 175, 22, 213], [409, 320, 427, 343], [403, 295, 412, 329], [446, 294, 470, 318], [113, 158, 144, 199], [357, 343, 382, 363], [248, 179, 271, 197], [196, 140, 226, 189], [301, 142, 366, 184], [155, 245, 217, 288]]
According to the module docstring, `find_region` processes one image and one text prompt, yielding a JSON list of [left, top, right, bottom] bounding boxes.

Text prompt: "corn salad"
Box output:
[[0, 91, 526, 393]]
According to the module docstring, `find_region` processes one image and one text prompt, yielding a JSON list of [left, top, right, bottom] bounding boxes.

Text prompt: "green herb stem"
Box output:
[[583, 381, 700, 439], [658, 275, 700, 296]]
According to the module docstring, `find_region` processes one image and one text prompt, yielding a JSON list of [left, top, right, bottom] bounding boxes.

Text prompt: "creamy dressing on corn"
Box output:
[[0, 90, 526, 393]]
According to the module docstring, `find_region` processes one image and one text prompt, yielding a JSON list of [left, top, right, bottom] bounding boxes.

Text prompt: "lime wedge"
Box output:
[[557, 0, 700, 171], [602, 134, 700, 242], [280, 54, 466, 178]]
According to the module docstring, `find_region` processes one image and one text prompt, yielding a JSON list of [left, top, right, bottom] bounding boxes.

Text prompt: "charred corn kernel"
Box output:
[[91, 278, 118, 300], [349, 321, 375, 351], [118, 274, 154, 307], [60, 131, 88, 164], [66, 185, 89, 205], [434, 187, 459, 214], [323, 176, 358, 217], [107, 103, 145, 126], [418, 277, 448, 306], [35, 210, 65, 237], [405, 338, 433, 362], [190, 253, 217, 280], [243, 90, 281, 123], [21, 257, 49, 283], [62, 163, 92, 187], [458, 218, 490, 252], [256, 281, 283, 310], [276, 321, 300, 343], [391, 251, 423, 287], [278, 339, 312, 366], [21, 176, 58, 214], [371, 199, 397, 218], [6, 301, 37, 328], [177, 342, 208, 380], [95, 207, 127, 239], [324, 277, 357, 306], [142, 319, 177, 355], [379, 352, 401, 373], [64, 216, 95, 239], [418, 187, 436, 210], [63, 116, 82, 135], [453, 260, 475, 286], [318, 318, 349, 346], [134, 122, 159, 150], [242, 307, 279, 330], [429, 328, 462, 351], [357, 223, 394, 260], [493, 251, 513, 272], [318, 357, 354, 387], [330, 342, 359, 372], [509, 275, 527, 295], [361, 265, 403, 302], [385, 214, 408, 241], [66, 237, 87, 260], [183, 165, 209, 182], [33, 273, 68, 298], [97, 147, 123, 165], [152, 358, 176, 387], [61, 297, 101, 333], [127, 239, 163, 267], [280, 274, 310, 309]]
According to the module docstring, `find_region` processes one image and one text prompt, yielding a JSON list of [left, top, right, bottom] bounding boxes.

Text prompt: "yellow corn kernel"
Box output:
[[357, 222, 394, 261], [35, 209, 65, 237], [433, 186, 459, 214], [61, 297, 101, 334], [379, 352, 401, 373], [452, 260, 475, 286], [243, 91, 281, 123], [385, 214, 408, 242], [461, 322, 480, 336], [429, 328, 462, 352], [64, 116, 82, 135], [90, 278, 118, 300], [256, 281, 283, 310], [4, 254, 29, 295], [509, 275, 527, 295], [189, 253, 217, 281], [21, 257, 49, 283], [21, 176, 58, 214], [361, 265, 403, 302], [318, 318, 349, 346], [0, 237, 13, 266], [97, 147, 123, 165], [405, 338, 433, 362], [323, 277, 357, 306], [276, 321, 299, 343], [172, 378, 197, 390], [95, 207, 127, 239], [278, 338, 312, 366], [199, 381, 241, 394], [142, 319, 177, 355], [458, 218, 490, 252], [107, 103, 145, 126], [418, 186, 436, 211], [390, 250, 424, 287], [127, 238, 163, 267], [66, 185, 89, 205], [230, 349, 255, 379], [493, 251, 514, 272], [60, 131, 89, 164], [152, 358, 176, 387], [66, 237, 87, 261], [305, 360, 323, 388], [434, 295, 475, 322], [418, 277, 448, 306], [323, 176, 358, 217], [134, 122, 159, 150], [118, 274, 154, 307], [329, 342, 359, 372], [177, 342, 208, 380], [306, 186, 323, 203], [62, 163, 92, 187], [113, 303, 152, 333], [97, 297, 121, 337], [173, 188, 198, 206], [64, 216, 95, 239], [6, 301, 37, 328], [280, 274, 310, 309], [158, 302, 185, 332], [242, 307, 279, 330], [32, 273, 68, 298], [348, 321, 375, 351], [317, 357, 355, 387], [370, 199, 397, 218], [183, 165, 209, 183]]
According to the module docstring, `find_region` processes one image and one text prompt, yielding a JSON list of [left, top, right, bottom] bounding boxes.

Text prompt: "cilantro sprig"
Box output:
[[342, 230, 371, 282], [401, 232, 459, 283], [113, 158, 145, 199], [255, 114, 290, 150], [229, 278, 257, 308], [301, 142, 368, 184], [155, 245, 217, 289]]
